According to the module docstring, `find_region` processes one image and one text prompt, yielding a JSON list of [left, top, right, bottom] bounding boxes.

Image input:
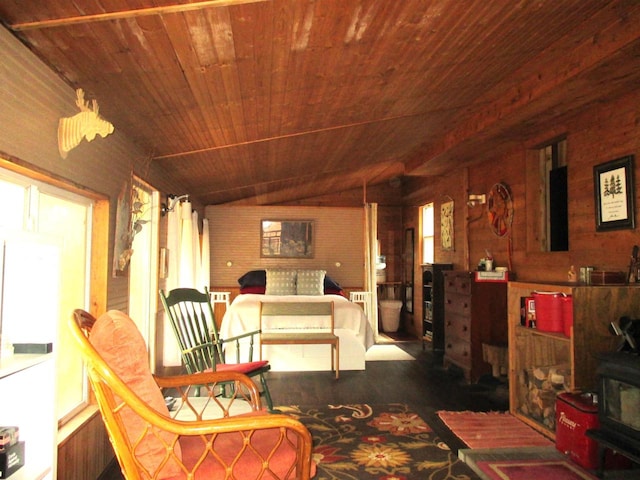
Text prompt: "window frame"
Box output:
[[0, 158, 109, 430], [421, 202, 435, 264]]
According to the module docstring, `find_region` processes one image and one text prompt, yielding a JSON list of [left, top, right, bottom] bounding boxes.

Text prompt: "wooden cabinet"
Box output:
[[507, 281, 640, 439], [443, 271, 508, 383], [421, 264, 452, 352]]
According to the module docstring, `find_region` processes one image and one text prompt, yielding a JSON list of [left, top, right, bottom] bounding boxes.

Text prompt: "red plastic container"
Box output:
[[561, 295, 573, 337], [533, 292, 564, 333]]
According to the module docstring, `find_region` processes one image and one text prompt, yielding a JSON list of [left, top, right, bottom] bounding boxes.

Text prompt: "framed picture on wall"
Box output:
[[441, 199, 454, 250], [594, 155, 635, 231], [260, 219, 314, 258]]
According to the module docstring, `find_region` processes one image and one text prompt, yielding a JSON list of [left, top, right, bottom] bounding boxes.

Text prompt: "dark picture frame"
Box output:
[[260, 219, 314, 258], [594, 155, 635, 232]]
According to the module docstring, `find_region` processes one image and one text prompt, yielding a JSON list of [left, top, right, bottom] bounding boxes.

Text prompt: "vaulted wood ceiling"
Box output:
[[2, 1, 640, 205]]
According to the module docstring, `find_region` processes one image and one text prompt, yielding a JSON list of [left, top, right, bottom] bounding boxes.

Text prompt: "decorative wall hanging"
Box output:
[[261, 219, 314, 258], [58, 88, 114, 158], [487, 182, 514, 237], [440, 199, 454, 250], [113, 180, 149, 276], [594, 155, 635, 231]]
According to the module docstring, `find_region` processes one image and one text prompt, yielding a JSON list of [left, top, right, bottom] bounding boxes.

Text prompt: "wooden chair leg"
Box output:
[[258, 373, 278, 413]]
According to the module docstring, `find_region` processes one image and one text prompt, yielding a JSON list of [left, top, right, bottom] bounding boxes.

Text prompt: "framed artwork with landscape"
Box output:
[[593, 155, 635, 232]]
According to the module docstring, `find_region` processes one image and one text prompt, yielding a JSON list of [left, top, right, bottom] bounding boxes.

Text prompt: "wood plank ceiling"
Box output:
[[2, 0, 640, 205]]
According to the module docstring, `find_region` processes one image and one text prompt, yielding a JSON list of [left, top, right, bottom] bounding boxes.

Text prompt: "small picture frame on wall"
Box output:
[[593, 155, 635, 232], [441, 199, 454, 250]]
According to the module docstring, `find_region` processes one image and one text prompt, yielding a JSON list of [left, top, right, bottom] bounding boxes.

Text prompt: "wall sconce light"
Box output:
[[335, 261, 342, 268], [226, 261, 233, 267], [161, 194, 189, 216], [467, 194, 486, 207]]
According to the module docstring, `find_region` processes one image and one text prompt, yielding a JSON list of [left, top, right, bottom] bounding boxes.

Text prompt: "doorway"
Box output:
[[127, 177, 160, 371]]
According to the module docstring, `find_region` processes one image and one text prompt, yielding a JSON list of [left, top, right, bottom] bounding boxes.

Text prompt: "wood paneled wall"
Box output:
[[403, 88, 640, 337], [206, 205, 365, 289]]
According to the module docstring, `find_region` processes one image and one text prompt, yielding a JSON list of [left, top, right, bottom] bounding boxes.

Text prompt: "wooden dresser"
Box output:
[[443, 271, 508, 383]]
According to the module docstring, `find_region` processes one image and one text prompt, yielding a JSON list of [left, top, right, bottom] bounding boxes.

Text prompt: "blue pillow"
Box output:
[[237, 270, 266, 288], [324, 274, 341, 291]]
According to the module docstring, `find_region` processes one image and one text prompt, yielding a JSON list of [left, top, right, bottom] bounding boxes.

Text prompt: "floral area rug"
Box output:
[[278, 403, 479, 480]]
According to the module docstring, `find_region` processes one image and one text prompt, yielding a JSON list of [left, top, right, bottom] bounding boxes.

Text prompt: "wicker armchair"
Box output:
[[70, 309, 314, 479]]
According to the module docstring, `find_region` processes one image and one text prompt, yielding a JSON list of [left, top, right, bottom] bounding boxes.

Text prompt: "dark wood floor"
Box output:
[[99, 339, 509, 479]]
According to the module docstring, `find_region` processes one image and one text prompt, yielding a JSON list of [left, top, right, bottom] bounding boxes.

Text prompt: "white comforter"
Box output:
[[219, 294, 374, 350]]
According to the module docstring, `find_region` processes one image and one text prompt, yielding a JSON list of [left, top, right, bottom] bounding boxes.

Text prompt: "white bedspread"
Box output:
[[220, 294, 374, 350]]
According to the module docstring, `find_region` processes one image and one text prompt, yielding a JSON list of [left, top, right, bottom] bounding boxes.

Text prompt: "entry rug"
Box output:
[[278, 403, 479, 480], [437, 411, 553, 449]]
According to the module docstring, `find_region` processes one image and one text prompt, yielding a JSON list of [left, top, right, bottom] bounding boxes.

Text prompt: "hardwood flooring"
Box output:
[[98, 339, 509, 479]]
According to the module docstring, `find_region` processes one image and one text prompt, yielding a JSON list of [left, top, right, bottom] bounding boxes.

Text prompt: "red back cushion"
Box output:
[[90, 310, 182, 478]]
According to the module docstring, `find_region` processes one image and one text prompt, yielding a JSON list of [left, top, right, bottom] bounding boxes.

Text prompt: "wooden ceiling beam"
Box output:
[[10, 0, 269, 31], [152, 112, 427, 160]]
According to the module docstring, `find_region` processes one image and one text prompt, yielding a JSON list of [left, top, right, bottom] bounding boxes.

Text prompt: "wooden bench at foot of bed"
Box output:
[[259, 301, 339, 379]]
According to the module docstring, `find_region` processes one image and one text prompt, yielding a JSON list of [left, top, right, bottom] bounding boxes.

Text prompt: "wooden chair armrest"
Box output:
[[153, 371, 263, 415], [154, 370, 258, 392]]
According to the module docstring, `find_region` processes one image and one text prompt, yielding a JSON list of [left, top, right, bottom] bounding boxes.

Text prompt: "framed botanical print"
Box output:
[[594, 155, 635, 232], [441, 200, 454, 250]]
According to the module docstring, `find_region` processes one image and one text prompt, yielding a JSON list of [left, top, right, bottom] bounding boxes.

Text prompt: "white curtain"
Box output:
[[199, 218, 210, 292], [163, 199, 210, 366], [364, 203, 379, 341]]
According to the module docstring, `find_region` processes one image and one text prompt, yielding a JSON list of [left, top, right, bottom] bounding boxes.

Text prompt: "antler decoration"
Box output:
[[58, 88, 114, 158]]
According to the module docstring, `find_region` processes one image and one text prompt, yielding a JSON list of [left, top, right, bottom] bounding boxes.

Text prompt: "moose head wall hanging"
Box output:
[[58, 88, 114, 158]]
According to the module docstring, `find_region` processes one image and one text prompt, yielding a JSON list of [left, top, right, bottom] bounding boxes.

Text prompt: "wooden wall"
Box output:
[[206, 205, 365, 288], [403, 88, 640, 337]]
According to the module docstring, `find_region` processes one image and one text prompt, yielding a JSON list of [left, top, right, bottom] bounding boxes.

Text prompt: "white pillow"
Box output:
[[296, 269, 326, 296], [265, 269, 297, 295]]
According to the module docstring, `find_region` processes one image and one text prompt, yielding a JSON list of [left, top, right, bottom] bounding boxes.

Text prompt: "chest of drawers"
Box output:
[[443, 271, 508, 383]]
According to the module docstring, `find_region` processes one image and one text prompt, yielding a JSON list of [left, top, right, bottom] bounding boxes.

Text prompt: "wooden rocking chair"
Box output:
[[70, 309, 314, 480], [160, 287, 275, 411]]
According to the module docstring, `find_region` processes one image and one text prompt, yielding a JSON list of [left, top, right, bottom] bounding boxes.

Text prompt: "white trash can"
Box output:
[[379, 300, 402, 332]]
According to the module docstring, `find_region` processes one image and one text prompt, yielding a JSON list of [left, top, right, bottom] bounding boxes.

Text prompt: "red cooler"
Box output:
[[555, 392, 630, 470], [555, 392, 599, 469]]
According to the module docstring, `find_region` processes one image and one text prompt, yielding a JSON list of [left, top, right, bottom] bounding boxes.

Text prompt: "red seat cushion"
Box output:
[[216, 360, 269, 374], [174, 420, 316, 479]]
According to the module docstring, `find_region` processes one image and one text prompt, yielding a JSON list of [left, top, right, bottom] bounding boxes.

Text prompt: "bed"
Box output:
[[219, 269, 374, 372]]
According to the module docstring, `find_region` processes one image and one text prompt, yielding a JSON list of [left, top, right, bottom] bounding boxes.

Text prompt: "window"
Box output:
[[422, 202, 434, 263], [539, 138, 568, 251], [0, 168, 92, 422]]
